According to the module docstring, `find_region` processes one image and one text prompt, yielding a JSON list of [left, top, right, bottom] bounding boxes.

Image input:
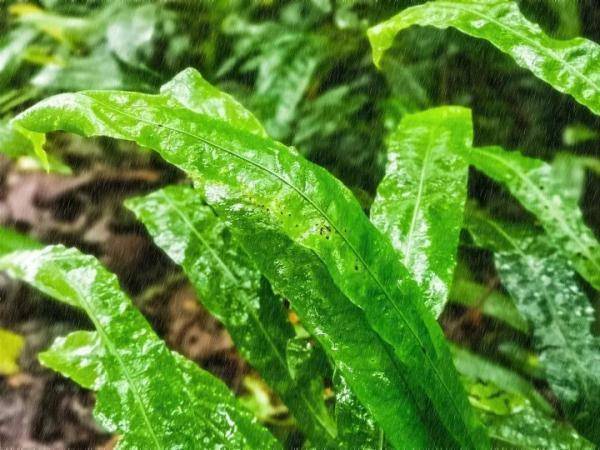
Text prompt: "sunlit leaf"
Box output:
[[0, 245, 281, 450], [14, 68, 488, 449], [371, 106, 471, 317], [368, 0, 600, 115]]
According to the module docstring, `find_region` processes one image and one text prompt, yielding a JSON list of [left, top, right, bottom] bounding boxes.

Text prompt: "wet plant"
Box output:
[[0, 0, 599, 448]]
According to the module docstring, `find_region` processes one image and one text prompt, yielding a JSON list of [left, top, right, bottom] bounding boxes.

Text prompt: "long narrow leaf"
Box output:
[[0, 246, 281, 449], [368, 0, 600, 115], [14, 68, 487, 448], [467, 210, 600, 444], [126, 185, 336, 445], [465, 145, 600, 290], [371, 106, 471, 317]]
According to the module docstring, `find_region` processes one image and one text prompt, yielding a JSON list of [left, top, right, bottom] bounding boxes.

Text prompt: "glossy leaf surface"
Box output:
[[0, 245, 280, 450], [368, 0, 600, 115], [371, 106, 471, 317], [467, 211, 600, 444], [465, 145, 600, 290], [126, 185, 336, 445], [334, 373, 387, 450], [160, 68, 267, 138], [14, 68, 487, 448]]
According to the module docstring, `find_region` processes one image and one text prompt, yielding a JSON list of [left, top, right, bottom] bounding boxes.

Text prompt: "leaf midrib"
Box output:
[[67, 273, 163, 449], [401, 127, 436, 268], [65, 257, 235, 448], [79, 92, 472, 444]]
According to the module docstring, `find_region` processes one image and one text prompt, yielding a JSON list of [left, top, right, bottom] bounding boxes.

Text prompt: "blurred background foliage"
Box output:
[[0, 0, 598, 447]]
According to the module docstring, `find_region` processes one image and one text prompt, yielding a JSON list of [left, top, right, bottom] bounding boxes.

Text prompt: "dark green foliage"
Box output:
[[1, 1, 599, 449]]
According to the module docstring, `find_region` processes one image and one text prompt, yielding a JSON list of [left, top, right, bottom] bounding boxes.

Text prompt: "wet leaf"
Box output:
[[371, 106, 471, 317], [0, 245, 281, 450], [39, 330, 101, 389], [333, 373, 387, 450], [0, 328, 25, 375], [368, 0, 600, 115], [126, 185, 336, 445], [14, 68, 488, 449], [465, 145, 600, 290], [160, 68, 267, 137], [467, 210, 600, 444]]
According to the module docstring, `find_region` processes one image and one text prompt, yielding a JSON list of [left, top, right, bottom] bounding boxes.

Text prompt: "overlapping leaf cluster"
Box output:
[[0, 0, 599, 449]]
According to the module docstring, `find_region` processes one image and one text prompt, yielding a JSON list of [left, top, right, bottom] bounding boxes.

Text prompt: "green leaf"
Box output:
[[368, 0, 600, 115], [464, 145, 600, 290], [0, 121, 70, 173], [0, 245, 280, 450], [467, 210, 600, 444], [14, 68, 488, 448], [160, 68, 267, 138], [39, 330, 102, 389], [452, 345, 551, 414], [467, 378, 593, 449], [371, 106, 471, 317], [32, 48, 154, 93], [0, 226, 42, 255], [449, 263, 529, 333], [0, 27, 38, 88], [220, 18, 325, 139], [0, 328, 25, 375], [454, 346, 593, 449], [333, 372, 387, 450], [126, 185, 336, 445], [117, 71, 432, 447]]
